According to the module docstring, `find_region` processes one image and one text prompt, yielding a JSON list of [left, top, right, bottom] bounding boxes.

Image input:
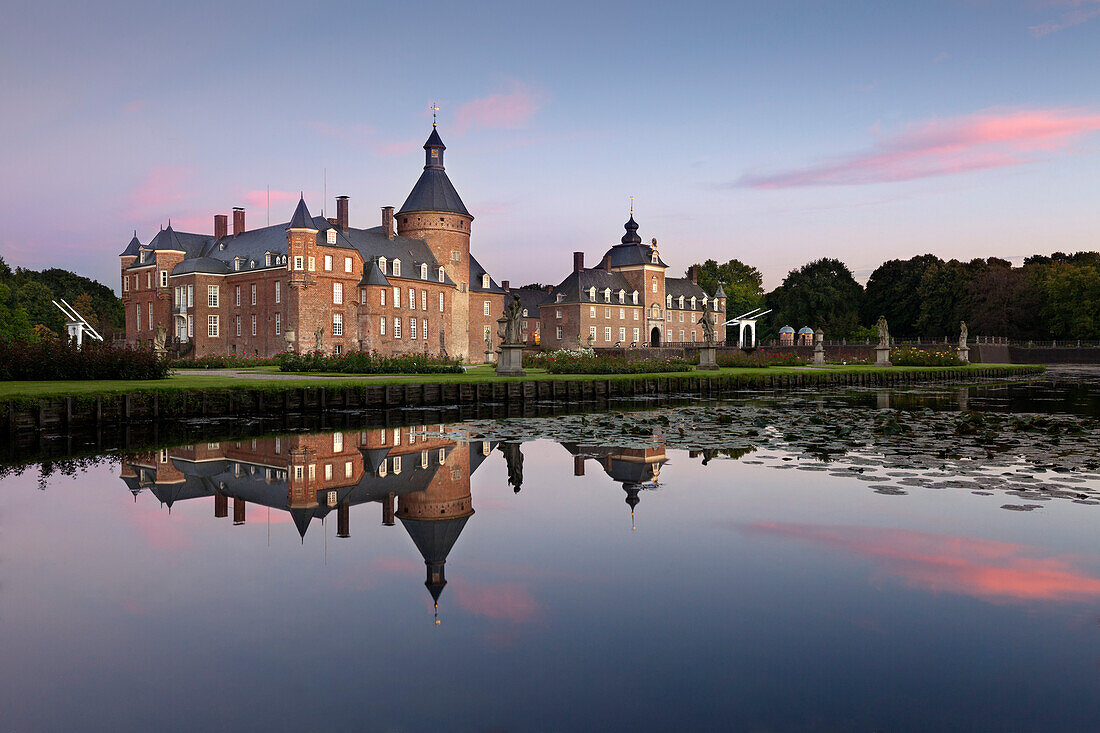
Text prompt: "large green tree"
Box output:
[[766, 258, 864, 338], [690, 258, 765, 316], [1034, 262, 1100, 339], [861, 254, 942, 336]]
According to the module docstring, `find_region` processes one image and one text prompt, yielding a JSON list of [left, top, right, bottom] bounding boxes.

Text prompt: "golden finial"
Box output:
[[631, 509, 636, 532], [430, 102, 440, 127], [434, 602, 441, 625], [629, 196, 634, 217]]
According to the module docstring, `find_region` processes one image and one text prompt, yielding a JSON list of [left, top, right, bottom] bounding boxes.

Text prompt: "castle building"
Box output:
[[120, 124, 506, 362], [535, 216, 726, 349], [121, 123, 724, 360]]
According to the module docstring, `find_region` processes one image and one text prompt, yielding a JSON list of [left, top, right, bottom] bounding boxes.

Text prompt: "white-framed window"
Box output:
[[251, 284, 257, 306], [421, 318, 427, 339], [409, 288, 415, 309], [392, 286, 400, 307], [324, 464, 333, 480], [360, 289, 366, 304], [208, 315, 219, 337], [265, 252, 272, 267], [294, 465, 304, 480], [345, 257, 353, 273], [679, 296, 685, 309], [160, 270, 167, 287], [483, 325, 491, 342], [632, 291, 638, 304], [666, 295, 673, 308], [275, 313, 281, 335], [275, 281, 281, 303], [482, 274, 490, 289], [604, 288, 611, 303], [294, 256, 303, 270], [691, 297, 696, 309], [327, 230, 336, 245], [234, 258, 242, 272], [123, 276, 129, 293], [618, 290, 625, 304], [148, 306, 152, 330], [394, 318, 402, 338], [235, 315, 241, 336], [652, 276, 658, 293], [421, 290, 427, 310], [680, 312, 685, 322], [392, 456, 401, 474], [590, 306, 596, 318], [633, 328, 640, 342], [379, 257, 387, 274], [556, 309, 562, 319], [604, 327, 611, 341], [380, 317, 386, 335], [136, 304, 141, 331], [556, 325, 563, 339], [484, 300, 490, 316], [410, 318, 417, 339], [589, 326, 596, 341], [392, 259, 400, 277], [333, 313, 343, 336], [619, 327, 626, 341], [324, 254, 333, 270], [589, 287, 596, 301], [333, 282, 343, 305], [186, 284, 193, 307], [146, 272, 151, 288], [307, 256, 315, 271], [605, 307, 611, 318], [619, 308, 625, 319], [691, 330, 697, 342], [420, 263, 428, 280], [308, 464, 315, 480], [187, 315, 193, 337], [345, 461, 353, 478], [235, 285, 241, 306], [438, 267, 445, 282], [380, 288, 386, 306], [208, 285, 219, 308], [679, 330, 685, 342], [251, 314, 257, 336], [439, 293, 444, 312]]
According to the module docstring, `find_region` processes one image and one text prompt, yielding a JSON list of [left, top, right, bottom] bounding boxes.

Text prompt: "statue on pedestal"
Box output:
[[959, 321, 968, 349], [153, 323, 167, 355], [698, 313, 715, 345], [876, 316, 890, 348], [495, 295, 527, 376]]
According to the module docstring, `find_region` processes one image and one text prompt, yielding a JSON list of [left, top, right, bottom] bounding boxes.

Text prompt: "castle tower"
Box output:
[[285, 196, 319, 354], [396, 125, 474, 359]]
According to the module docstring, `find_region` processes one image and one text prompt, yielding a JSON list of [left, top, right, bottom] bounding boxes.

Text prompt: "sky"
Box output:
[[0, 0, 1098, 292]]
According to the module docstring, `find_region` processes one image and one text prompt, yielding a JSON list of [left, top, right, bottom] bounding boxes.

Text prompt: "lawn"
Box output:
[[0, 363, 1041, 400]]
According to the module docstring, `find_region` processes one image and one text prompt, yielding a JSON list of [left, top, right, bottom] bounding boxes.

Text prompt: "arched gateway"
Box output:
[[650, 326, 661, 347]]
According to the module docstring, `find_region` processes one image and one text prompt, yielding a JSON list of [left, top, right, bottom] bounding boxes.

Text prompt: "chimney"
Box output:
[[214, 214, 227, 240], [337, 502, 349, 538], [382, 492, 395, 526], [604, 256, 612, 273], [232, 207, 245, 235], [382, 206, 394, 240], [574, 455, 585, 476], [233, 497, 246, 525], [502, 280, 510, 291], [573, 251, 584, 273], [214, 493, 228, 518], [689, 265, 698, 284], [337, 196, 349, 232]]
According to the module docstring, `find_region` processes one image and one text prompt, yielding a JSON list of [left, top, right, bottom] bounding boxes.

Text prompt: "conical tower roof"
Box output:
[[398, 127, 471, 217], [288, 196, 316, 230]]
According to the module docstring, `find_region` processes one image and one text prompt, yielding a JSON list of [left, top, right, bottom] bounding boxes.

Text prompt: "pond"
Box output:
[[3, 367, 1100, 731]]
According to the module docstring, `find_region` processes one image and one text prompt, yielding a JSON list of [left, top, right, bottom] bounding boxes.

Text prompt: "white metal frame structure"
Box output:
[[722, 307, 772, 349], [52, 298, 104, 347]]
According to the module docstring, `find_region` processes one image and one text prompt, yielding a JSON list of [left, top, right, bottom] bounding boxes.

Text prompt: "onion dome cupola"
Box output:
[[398, 126, 471, 218], [621, 215, 642, 245]]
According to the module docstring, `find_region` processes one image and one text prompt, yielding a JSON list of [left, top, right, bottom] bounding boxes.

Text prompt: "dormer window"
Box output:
[[378, 257, 387, 274], [678, 296, 685, 309], [651, 250, 659, 264], [690, 297, 696, 310], [438, 267, 445, 282], [556, 293, 565, 303], [327, 229, 336, 245], [603, 288, 611, 303], [702, 296, 708, 307], [482, 274, 490, 289], [589, 287, 596, 301], [666, 295, 672, 308], [632, 290, 638, 305], [392, 259, 400, 277], [265, 253, 272, 267], [234, 258, 242, 271], [522, 309, 528, 317], [618, 289, 625, 304], [420, 263, 428, 280]]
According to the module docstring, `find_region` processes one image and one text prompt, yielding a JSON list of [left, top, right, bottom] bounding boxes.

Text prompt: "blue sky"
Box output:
[[1, 0, 1098, 290]]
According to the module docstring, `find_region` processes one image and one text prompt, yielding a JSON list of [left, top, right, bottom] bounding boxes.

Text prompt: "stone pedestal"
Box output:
[[813, 344, 825, 366], [496, 344, 526, 377], [875, 346, 892, 367], [958, 346, 969, 365], [484, 348, 496, 364], [697, 345, 719, 370]]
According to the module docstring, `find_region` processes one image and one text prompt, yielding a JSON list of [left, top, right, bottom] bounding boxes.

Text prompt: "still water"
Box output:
[[3, 371, 1100, 731]]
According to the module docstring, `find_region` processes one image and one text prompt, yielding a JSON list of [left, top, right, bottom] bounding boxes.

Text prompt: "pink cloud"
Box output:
[[742, 522, 1100, 603], [128, 165, 193, 213], [128, 505, 193, 550], [124, 100, 147, 114], [454, 82, 542, 135], [736, 108, 1100, 188], [376, 139, 422, 157], [242, 188, 303, 210], [452, 580, 540, 623], [1029, 0, 1100, 36]]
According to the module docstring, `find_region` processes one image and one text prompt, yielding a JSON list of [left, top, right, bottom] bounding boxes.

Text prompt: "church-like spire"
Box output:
[[424, 126, 446, 170]]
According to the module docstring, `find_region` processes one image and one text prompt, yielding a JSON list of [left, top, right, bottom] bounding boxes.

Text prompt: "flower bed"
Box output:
[[544, 352, 694, 374], [890, 347, 964, 366], [171, 354, 279, 369], [276, 351, 464, 374], [0, 339, 169, 381]]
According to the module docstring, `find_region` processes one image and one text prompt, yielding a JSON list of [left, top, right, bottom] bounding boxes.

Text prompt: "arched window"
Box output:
[[651, 276, 657, 293], [632, 291, 638, 304], [438, 267, 445, 282], [420, 263, 428, 279], [482, 273, 490, 289]]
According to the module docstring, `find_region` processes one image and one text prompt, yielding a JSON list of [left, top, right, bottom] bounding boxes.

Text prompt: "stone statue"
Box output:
[[439, 328, 447, 357], [959, 321, 968, 348], [698, 313, 715, 345], [876, 316, 890, 348], [314, 327, 324, 352], [501, 295, 524, 345], [153, 323, 167, 353], [500, 442, 524, 493]]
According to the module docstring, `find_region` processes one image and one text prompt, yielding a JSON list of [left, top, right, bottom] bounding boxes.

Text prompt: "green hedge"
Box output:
[[545, 353, 694, 374], [276, 350, 464, 374], [0, 338, 169, 381]]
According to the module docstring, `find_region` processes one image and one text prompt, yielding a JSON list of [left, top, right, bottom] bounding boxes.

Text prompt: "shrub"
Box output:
[[544, 352, 694, 374], [715, 350, 807, 368], [890, 347, 964, 366], [523, 348, 593, 370], [171, 354, 278, 369], [0, 338, 169, 381], [276, 350, 464, 374]]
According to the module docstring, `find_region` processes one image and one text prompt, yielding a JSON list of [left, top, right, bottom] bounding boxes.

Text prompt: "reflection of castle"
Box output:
[[120, 429, 496, 618], [561, 443, 667, 529]]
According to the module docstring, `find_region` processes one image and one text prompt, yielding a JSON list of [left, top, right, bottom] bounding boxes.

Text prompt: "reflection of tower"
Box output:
[[396, 443, 479, 624], [564, 443, 666, 530]]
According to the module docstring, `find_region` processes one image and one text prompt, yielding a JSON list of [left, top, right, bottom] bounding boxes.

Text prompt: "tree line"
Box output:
[[0, 256, 123, 342], [691, 251, 1100, 341]]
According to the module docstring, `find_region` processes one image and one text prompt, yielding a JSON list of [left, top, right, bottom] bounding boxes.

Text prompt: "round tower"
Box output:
[[396, 125, 474, 359]]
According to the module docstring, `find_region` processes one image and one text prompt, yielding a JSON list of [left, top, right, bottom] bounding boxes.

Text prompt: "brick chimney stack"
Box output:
[[214, 214, 228, 240], [502, 280, 510, 291], [573, 251, 584, 273], [382, 206, 394, 240], [689, 265, 698, 284], [232, 207, 245, 235], [337, 502, 349, 538], [233, 497, 246, 525], [336, 196, 349, 232]]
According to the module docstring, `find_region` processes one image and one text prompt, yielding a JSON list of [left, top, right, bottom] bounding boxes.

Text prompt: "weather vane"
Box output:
[[430, 102, 440, 127]]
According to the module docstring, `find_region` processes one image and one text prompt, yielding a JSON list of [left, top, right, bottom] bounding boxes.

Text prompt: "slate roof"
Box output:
[[171, 257, 231, 275], [288, 197, 316, 229], [713, 283, 726, 298], [120, 233, 141, 257], [595, 217, 669, 269], [510, 286, 553, 316], [398, 127, 471, 217], [469, 254, 506, 293], [665, 277, 708, 310], [549, 268, 635, 305], [359, 260, 391, 287]]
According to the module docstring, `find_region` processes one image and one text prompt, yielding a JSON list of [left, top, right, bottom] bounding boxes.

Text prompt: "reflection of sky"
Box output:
[[3, 439, 1100, 731]]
